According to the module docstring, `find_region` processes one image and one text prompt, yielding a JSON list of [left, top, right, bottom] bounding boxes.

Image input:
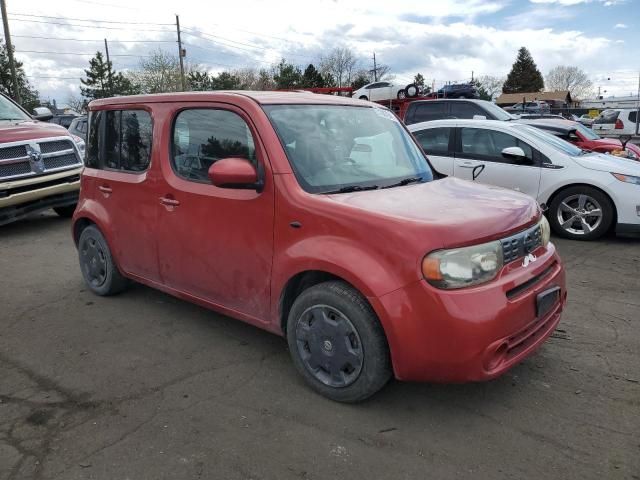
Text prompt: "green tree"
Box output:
[[81, 51, 138, 101], [187, 71, 213, 91], [301, 64, 325, 88], [414, 73, 425, 87], [211, 71, 243, 90], [503, 47, 544, 94], [351, 71, 369, 90], [272, 59, 302, 89], [0, 40, 40, 111]]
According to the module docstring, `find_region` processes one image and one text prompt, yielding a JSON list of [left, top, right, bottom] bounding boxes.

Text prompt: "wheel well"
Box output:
[[279, 271, 344, 334], [544, 183, 618, 228], [73, 217, 94, 246]]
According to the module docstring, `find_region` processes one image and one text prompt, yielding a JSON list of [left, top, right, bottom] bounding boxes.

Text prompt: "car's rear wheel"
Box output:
[[548, 186, 614, 240], [53, 205, 76, 218], [286, 281, 391, 402], [397, 89, 406, 100], [359, 95, 368, 100], [405, 84, 419, 98], [78, 225, 129, 295]]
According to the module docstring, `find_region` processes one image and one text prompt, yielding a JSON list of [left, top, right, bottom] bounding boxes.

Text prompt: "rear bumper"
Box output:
[[372, 243, 566, 382]]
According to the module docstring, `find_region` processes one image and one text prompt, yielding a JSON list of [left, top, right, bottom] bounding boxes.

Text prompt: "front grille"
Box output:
[[43, 153, 79, 170], [1, 137, 81, 181], [501, 224, 542, 264], [0, 161, 31, 178], [0, 145, 27, 160], [38, 140, 73, 154]]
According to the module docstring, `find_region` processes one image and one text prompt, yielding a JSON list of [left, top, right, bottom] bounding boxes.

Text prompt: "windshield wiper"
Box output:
[[325, 184, 379, 194], [381, 177, 423, 189]]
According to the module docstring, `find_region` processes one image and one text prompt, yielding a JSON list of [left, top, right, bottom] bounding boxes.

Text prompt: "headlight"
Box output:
[[540, 215, 551, 247], [422, 240, 503, 289], [71, 134, 86, 156], [612, 172, 640, 185], [625, 149, 639, 160]]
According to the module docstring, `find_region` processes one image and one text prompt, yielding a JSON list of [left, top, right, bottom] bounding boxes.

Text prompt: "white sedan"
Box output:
[[408, 119, 640, 240], [352, 82, 416, 102]]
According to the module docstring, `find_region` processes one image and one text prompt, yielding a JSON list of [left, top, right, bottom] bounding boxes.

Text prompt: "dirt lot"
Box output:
[[1, 212, 638, 480]]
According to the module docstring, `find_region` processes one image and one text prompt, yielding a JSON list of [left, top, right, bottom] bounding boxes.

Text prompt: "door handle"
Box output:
[[160, 196, 180, 207], [458, 161, 480, 168], [98, 185, 112, 197]]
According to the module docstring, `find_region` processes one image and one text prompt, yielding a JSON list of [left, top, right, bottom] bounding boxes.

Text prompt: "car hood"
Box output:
[[327, 177, 540, 248], [0, 120, 69, 143], [590, 138, 640, 156], [574, 152, 640, 175]]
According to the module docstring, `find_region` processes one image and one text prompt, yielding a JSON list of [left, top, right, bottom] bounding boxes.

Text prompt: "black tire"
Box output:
[[548, 186, 614, 241], [53, 205, 76, 218], [359, 95, 368, 100], [405, 84, 419, 98], [397, 89, 406, 100], [286, 281, 392, 402], [78, 225, 129, 295]]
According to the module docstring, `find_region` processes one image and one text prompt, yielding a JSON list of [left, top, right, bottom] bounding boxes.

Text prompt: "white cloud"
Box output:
[[614, 23, 628, 28]]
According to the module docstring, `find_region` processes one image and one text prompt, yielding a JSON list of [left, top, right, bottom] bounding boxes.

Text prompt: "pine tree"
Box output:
[[80, 52, 138, 101], [302, 64, 325, 88], [502, 47, 544, 94], [0, 40, 40, 111]]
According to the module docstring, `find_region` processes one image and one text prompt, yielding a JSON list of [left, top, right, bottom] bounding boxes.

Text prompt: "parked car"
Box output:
[[0, 93, 85, 226], [592, 109, 639, 136], [436, 83, 479, 99], [577, 114, 594, 127], [68, 115, 88, 139], [505, 101, 551, 115], [403, 99, 514, 124], [73, 91, 566, 402], [409, 119, 640, 240], [49, 113, 79, 129], [352, 81, 417, 101], [519, 118, 640, 160]]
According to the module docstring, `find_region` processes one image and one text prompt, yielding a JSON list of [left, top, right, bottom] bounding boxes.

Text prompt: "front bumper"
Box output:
[[372, 243, 566, 382]]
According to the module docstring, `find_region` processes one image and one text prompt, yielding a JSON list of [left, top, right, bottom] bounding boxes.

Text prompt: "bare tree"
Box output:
[[320, 47, 358, 87], [128, 49, 182, 94], [545, 66, 593, 100], [66, 94, 87, 114], [475, 75, 505, 100]]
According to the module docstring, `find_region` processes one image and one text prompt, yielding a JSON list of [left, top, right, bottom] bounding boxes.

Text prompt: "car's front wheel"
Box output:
[[78, 225, 129, 295], [286, 281, 392, 402], [397, 89, 406, 100], [359, 95, 368, 100], [548, 186, 614, 240]]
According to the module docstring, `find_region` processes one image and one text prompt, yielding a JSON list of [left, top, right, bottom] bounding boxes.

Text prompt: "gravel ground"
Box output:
[[1, 212, 639, 480]]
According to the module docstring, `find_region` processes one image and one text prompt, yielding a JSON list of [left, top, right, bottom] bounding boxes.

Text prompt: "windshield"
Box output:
[[574, 122, 600, 140], [0, 94, 30, 121], [514, 124, 583, 156], [264, 104, 433, 193], [481, 102, 515, 121]]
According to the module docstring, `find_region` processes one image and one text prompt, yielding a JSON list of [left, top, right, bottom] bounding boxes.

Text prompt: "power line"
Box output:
[[16, 49, 152, 57], [13, 34, 174, 43], [7, 17, 171, 32], [9, 12, 173, 26]]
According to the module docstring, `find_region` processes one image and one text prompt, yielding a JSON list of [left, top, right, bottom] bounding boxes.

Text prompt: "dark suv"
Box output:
[[436, 84, 479, 99], [403, 99, 513, 125]]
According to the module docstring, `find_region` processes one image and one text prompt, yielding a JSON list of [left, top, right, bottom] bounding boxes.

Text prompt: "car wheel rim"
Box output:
[[80, 236, 107, 287], [556, 194, 603, 235], [295, 304, 364, 388], [398, 91, 406, 99]]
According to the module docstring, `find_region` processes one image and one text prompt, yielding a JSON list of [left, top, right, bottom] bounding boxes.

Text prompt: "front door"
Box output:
[[453, 126, 541, 198], [155, 105, 275, 322]]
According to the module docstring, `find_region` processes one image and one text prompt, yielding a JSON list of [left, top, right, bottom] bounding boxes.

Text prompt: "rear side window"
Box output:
[[413, 128, 452, 155], [85, 111, 102, 169], [171, 109, 256, 183], [629, 111, 637, 124], [104, 110, 152, 172], [594, 110, 619, 124], [410, 102, 447, 123], [449, 102, 485, 119]]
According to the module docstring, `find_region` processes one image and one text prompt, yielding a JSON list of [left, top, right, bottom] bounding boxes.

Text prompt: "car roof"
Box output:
[[516, 118, 578, 133], [90, 91, 373, 108], [408, 118, 518, 130], [407, 98, 490, 106]]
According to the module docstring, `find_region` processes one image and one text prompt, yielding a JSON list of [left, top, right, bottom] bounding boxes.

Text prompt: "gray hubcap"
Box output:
[[557, 194, 603, 235], [295, 305, 364, 388], [80, 237, 107, 287]]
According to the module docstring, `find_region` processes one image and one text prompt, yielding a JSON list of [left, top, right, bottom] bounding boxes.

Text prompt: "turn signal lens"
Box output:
[[612, 172, 640, 185]]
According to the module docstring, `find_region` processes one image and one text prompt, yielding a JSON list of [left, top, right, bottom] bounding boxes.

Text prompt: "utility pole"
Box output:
[[635, 70, 640, 135], [104, 38, 114, 96], [372, 52, 377, 82], [471, 70, 474, 83], [176, 14, 186, 91], [0, 0, 21, 104]]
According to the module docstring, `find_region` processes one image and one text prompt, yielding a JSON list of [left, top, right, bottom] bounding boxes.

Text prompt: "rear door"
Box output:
[[593, 109, 619, 135], [412, 126, 455, 176], [453, 126, 542, 198]]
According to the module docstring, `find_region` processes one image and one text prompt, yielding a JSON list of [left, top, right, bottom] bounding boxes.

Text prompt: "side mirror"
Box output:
[[32, 107, 53, 122], [208, 158, 261, 190], [502, 146, 528, 162], [619, 134, 631, 148]]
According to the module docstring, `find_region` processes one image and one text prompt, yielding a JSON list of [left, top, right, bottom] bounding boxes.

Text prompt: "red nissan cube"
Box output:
[[72, 91, 566, 402]]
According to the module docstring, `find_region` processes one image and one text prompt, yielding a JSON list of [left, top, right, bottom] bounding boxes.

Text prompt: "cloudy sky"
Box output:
[[4, 0, 639, 103]]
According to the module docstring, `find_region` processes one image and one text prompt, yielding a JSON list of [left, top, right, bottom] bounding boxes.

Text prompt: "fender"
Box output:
[[72, 198, 121, 268]]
